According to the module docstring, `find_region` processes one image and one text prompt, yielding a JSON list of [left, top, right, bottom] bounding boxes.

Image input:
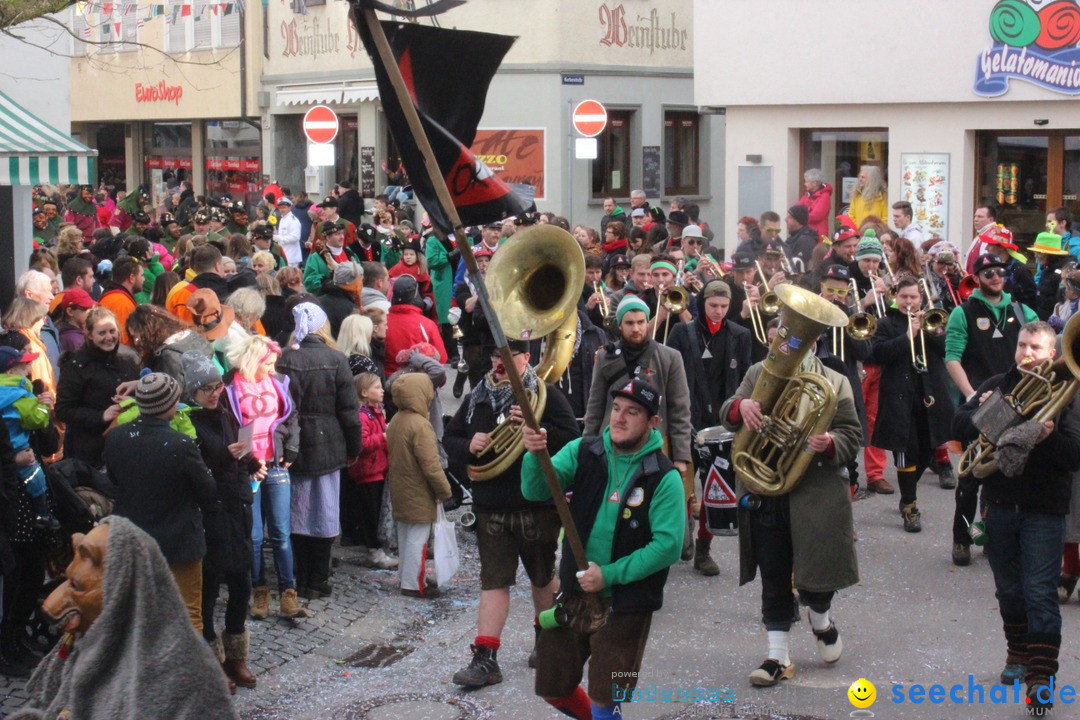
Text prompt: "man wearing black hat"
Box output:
[[444, 340, 579, 689], [310, 196, 357, 249], [160, 212, 183, 253], [785, 205, 818, 269], [335, 181, 365, 227], [303, 221, 360, 295], [520, 378, 684, 720], [251, 223, 288, 271], [945, 253, 1039, 566], [666, 279, 752, 575], [206, 208, 229, 244], [655, 210, 690, 254], [226, 202, 250, 235], [118, 211, 151, 242]]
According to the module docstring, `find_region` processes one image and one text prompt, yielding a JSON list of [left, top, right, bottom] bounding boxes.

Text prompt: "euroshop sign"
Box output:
[[974, 0, 1080, 97]]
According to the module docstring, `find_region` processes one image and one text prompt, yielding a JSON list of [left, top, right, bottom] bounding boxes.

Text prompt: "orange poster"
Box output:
[[470, 128, 546, 200]]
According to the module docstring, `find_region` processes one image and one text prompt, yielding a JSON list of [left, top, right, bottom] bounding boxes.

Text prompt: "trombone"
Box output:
[[754, 260, 781, 315], [781, 255, 805, 285], [907, 281, 949, 376], [744, 282, 767, 345], [833, 279, 877, 362], [593, 281, 610, 324], [868, 272, 888, 317]]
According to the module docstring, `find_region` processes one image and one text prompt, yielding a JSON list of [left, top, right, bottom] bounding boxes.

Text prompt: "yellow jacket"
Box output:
[[848, 192, 888, 228]]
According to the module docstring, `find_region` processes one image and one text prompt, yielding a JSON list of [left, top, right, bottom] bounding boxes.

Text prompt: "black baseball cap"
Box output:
[[318, 196, 339, 208], [610, 378, 660, 416], [972, 253, 1008, 275], [822, 264, 850, 281], [730, 253, 755, 270]]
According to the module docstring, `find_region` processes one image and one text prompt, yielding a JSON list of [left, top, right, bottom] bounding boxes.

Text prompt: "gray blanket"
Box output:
[[8, 515, 237, 720]]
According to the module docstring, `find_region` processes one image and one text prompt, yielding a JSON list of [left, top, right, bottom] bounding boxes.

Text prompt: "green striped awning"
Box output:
[[0, 91, 96, 186]]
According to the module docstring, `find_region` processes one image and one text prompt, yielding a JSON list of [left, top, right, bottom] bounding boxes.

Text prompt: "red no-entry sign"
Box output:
[[572, 99, 607, 138], [303, 105, 339, 145]]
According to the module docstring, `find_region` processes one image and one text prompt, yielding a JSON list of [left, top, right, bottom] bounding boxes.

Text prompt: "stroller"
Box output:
[[443, 465, 475, 529]]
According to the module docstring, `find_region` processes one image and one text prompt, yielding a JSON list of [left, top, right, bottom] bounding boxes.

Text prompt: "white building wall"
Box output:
[[0, 15, 72, 132]]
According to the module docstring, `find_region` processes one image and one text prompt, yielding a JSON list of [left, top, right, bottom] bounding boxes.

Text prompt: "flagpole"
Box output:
[[357, 7, 591, 575]]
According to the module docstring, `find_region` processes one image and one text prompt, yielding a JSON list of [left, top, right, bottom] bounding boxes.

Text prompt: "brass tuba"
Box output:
[[466, 225, 585, 481], [958, 313, 1080, 479], [732, 284, 850, 496]]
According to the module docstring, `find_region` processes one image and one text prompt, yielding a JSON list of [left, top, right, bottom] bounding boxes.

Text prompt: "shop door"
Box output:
[[1064, 136, 1080, 224]]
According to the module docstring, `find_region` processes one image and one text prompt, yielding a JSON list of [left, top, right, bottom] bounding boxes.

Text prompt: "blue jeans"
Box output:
[[252, 466, 295, 591], [18, 462, 46, 499], [985, 504, 1065, 635]]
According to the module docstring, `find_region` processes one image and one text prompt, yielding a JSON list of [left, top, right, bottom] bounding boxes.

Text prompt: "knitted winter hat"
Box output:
[[180, 351, 221, 400], [616, 296, 651, 324], [135, 372, 182, 417], [855, 238, 884, 260]]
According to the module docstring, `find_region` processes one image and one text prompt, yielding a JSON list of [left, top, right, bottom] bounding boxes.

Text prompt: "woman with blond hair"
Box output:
[[3, 297, 56, 396], [849, 165, 888, 227], [337, 314, 380, 377], [55, 225, 87, 269], [224, 334, 301, 620]]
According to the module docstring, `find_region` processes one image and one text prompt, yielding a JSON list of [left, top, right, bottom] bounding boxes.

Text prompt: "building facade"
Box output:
[[68, 0, 263, 209], [696, 0, 1080, 254], [261, 0, 723, 229]]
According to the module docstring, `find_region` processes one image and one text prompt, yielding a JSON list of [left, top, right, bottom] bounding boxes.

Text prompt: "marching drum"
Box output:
[[695, 428, 738, 535]]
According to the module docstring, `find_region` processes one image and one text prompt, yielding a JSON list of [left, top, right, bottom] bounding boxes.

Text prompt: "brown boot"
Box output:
[[693, 537, 721, 576], [279, 587, 306, 618], [223, 632, 257, 689], [250, 586, 270, 620]]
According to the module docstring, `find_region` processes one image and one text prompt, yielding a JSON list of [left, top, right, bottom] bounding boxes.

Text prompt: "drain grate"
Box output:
[[343, 643, 415, 668], [341, 692, 491, 720]]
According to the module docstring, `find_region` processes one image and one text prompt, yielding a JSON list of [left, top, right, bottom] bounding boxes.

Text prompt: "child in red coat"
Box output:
[[388, 238, 436, 319], [345, 372, 396, 569]]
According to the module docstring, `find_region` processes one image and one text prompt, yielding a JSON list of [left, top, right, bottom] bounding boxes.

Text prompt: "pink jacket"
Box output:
[[348, 403, 388, 484], [797, 183, 833, 238]]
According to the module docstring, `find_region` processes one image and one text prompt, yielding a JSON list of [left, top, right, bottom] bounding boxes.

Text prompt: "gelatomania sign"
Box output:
[[974, 0, 1080, 96]]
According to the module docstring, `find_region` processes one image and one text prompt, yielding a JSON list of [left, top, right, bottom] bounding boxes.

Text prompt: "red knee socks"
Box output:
[[475, 635, 500, 651], [1064, 543, 1080, 576], [546, 686, 591, 720]]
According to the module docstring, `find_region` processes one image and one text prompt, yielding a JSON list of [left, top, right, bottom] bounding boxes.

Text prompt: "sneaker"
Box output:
[[901, 503, 922, 533], [371, 549, 399, 569], [867, 478, 895, 495], [1000, 662, 1027, 685], [249, 585, 270, 620], [452, 644, 503, 687], [812, 621, 843, 664], [937, 464, 957, 489], [952, 543, 972, 567], [749, 658, 794, 687]]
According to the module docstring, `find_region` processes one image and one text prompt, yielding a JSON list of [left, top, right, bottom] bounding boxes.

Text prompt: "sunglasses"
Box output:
[[980, 268, 1006, 279], [822, 287, 850, 298], [684, 239, 701, 245], [934, 260, 956, 267]]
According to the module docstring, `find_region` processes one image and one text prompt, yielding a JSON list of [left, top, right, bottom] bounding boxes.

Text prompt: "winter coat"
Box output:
[[337, 189, 365, 227], [1003, 259, 1037, 311], [386, 373, 451, 524], [384, 304, 447, 376], [222, 370, 299, 466], [348, 403, 388, 484], [303, 246, 360, 295], [797, 183, 833, 238], [784, 225, 819, 269], [554, 309, 607, 419], [133, 255, 166, 305], [426, 236, 455, 324], [0, 374, 50, 450], [453, 281, 494, 350], [848, 191, 888, 228], [64, 204, 101, 244], [1037, 255, 1069, 321], [666, 299, 752, 430], [188, 404, 255, 575], [386, 351, 448, 467], [262, 295, 292, 344], [276, 335, 361, 475], [55, 341, 141, 467], [721, 358, 860, 592], [319, 285, 361, 338], [56, 321, 86, 354], [445, 378, 579, 513], [869, 307, 955, 452], [584, 339, 693, 462], [150, 330, 217, 388], [106, 416, 220, 565]]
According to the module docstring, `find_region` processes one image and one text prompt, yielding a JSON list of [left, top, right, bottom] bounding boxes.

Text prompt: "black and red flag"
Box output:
[[354, 6, 532, 233]]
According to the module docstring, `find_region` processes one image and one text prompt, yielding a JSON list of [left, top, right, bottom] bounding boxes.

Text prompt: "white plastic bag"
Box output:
[[433, 502, 459, 586]]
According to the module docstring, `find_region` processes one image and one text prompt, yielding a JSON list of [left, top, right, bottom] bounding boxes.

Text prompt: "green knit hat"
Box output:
[[616, 296, 651, 324]]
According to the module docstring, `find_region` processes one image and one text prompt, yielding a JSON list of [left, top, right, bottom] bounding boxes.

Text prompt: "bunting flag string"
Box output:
[[82, 0, 242, 26]]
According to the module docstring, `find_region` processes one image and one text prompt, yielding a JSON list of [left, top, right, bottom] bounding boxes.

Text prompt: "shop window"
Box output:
[[591, 109, 632, 199], [144, 121, 193, 210], [206, 120, 262, 206], [664, 111, 699, 196], [71, 8, 89, 55], [800, 129, 888, 222]]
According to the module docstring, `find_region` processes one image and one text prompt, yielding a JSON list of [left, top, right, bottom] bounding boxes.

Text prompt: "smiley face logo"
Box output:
[[848, 678, 876, 709]]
